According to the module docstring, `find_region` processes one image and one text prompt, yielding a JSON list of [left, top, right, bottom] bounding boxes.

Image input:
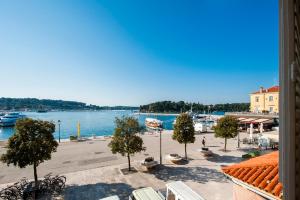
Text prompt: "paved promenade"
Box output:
[[0, 131, 258, 200]]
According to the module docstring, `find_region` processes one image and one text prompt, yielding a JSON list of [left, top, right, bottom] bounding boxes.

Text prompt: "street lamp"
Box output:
[[159, 128, 162, 165], [58, 120, 61, 143]]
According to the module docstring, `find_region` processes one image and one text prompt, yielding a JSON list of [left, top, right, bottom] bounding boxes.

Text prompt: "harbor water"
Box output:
[[0, 111, 177, 140]]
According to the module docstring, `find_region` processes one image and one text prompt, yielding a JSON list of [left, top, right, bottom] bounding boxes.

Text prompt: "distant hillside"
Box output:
[[0, 98, 138, 111], [139, 101, 250, 113]]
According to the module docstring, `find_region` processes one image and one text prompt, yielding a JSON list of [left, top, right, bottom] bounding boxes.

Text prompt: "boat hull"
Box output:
[[0, 113, 26, 127], [145, 118, 163, 130], [0, 121, 16, 127]]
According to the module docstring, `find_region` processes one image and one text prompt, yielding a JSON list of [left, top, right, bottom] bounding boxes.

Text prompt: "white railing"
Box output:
[[225, 112, 279, 118]]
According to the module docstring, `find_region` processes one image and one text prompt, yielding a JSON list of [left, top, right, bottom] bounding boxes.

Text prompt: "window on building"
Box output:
[[269, 107, 273, 113], [269, 96, 274, 101], [255, 97, 259, 102]]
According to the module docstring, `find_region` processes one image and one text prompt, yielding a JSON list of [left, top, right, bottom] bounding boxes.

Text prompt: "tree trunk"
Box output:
[[184, 143, 187, 160], [237, 132, 240, 148], [127, 153, 131, 171], [33, 162, 38, 187], [224, 138, 227, 152]]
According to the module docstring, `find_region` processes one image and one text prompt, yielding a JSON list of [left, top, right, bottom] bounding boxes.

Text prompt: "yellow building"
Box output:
[[250, 86, 279, 114]]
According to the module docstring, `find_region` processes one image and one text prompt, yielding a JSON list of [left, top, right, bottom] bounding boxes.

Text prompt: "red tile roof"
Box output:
[[222, 151, 282, 199], [252, 86, 279, 94]]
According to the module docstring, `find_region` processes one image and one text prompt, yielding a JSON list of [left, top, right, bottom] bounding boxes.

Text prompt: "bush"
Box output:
[[170, 154, 179, 158], [145, 157, 154, 162], [242, 151, 261, 159], [69, 135, 78, 141]]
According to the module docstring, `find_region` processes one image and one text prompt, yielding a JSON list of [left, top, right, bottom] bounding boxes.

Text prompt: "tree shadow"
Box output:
[[206, 153, 242, 164], [206, 145, 220, 148], [216, 148, 235, 153], [64, 182, 134, 200], [167, 159, 191, 165], [153, 165, 228, 183], [238, 147, 259, 153]]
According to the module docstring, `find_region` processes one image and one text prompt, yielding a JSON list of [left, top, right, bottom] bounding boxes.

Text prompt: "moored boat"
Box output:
[[145, 118, 163, 130], [0, 112, 26, 127], [194, 122, 207, 133]]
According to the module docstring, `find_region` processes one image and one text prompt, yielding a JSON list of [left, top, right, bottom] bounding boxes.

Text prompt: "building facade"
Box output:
[[250, 86, 279, 114]]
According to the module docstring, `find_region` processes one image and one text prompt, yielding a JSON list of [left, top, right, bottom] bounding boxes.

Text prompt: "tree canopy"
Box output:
[[214, 116, 239, 151], [1, 118, 58, 185], [139, 101, 250, 113], [0, 97, 138, 111], [108, 116, 145, 171], [173, 113, 195, 159]]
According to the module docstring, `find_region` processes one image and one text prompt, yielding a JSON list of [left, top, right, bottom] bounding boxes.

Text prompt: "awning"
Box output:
[[237, 117, 246, 121], [252, 118, 273, 124], [240, 118, 257, 123]]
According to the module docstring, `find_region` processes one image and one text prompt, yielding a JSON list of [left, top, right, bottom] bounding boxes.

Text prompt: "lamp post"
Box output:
[[58, 120, 61, 143], [159, 128, 162, 165], [237, 132, 240, 148]]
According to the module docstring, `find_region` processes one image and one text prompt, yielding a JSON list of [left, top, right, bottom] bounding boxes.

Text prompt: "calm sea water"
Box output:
[[0, 111, 177, 140]]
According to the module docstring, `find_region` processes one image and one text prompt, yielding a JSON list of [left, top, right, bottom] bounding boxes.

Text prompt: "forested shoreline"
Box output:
[[139, 101, 250, 113], [0, 98, 138, 111], [0, 98, 249, 113]]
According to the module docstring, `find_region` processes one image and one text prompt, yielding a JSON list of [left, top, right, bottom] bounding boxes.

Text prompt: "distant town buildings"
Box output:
[[250, 86, 279, 114]]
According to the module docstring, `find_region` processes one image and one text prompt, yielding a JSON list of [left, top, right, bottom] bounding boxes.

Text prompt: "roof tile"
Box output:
[[237, 168, 251, 179], [247, 167, 264, 184], [253, 166, 274, 187], [272, 183, 283, 197], [252, 86, 279, 94], [222, 151, 282, 199]]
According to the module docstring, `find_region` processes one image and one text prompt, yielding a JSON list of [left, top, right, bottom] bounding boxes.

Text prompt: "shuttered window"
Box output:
[[280, 0, 300, 199], [294, 1, 300, 197]]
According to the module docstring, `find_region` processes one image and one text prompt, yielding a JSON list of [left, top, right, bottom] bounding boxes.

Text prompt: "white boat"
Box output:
[[0, 112, 26, 127], [192, 114, 220, 131], [194, 122, 207, 133], [193, 115, 207, 122], [145, 118, 163, 130]]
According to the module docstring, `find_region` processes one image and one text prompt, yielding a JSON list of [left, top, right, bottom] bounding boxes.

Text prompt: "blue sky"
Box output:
[[0, 0, 278, 106]]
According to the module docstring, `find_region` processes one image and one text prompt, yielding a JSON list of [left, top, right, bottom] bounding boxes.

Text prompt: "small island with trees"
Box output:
[[139, 101, 250, 113]]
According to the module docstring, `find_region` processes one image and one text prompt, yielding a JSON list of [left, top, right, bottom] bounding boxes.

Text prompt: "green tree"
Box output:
[[173, 113, 195, 160], [139, 101, 250, 113], [214, 116, 239, 151], [1, 118, 58, 186], [108, 116, 146, 171]]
